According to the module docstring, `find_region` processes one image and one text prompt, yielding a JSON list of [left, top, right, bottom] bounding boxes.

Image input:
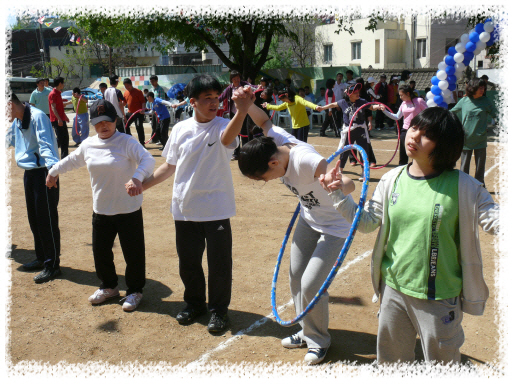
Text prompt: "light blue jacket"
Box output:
[[7, 104, 60, 170]]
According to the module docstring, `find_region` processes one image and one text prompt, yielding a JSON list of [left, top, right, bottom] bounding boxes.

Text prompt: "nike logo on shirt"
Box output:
[[208, 142, 216, 147]]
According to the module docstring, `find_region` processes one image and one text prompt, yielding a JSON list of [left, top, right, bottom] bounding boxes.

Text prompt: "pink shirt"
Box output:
[[399, 98, 427, 130]]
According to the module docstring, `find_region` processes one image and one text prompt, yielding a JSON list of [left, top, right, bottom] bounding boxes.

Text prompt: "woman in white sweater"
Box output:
[[46, 99, 155, 312]]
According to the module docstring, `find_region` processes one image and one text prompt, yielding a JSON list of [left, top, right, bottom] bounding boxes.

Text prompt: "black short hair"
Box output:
[[466, 79, 487, 97], [398, 85, 415, 100], [229, 70, 241, 82], [325, 78, 335, 89], [10, 92, 21, 105], [123, 78, 132, 85], [278, 87, 296, 102], [409, 108, 464, 172], [36, 78, 44, 84], [336, 72, 343, 77], [298, 88, 305, 93], [147, 91, 155, 98], [149, 75, 158, 81], [99, 83, 108, 89], [320, 87, 326, 91], [346, 70, 354, 76], [284, 78, 292, 84], [53, 77, 65, 87], [43, 77, 50, 82], [73, 87, 81, 94], [304, 85, 310, 90], [238, 136, 279, 179], [481, 75, 489, 81], [184, 74, 223, 99]]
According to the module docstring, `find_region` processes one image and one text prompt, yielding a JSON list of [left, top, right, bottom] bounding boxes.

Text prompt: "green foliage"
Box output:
[[261, 36, 294, 70]]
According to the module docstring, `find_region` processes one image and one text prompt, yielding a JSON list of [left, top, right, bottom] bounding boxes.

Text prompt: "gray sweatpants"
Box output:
[[290, 216, 346, 349], [460, 148, 487, 186], [377, 283, 465, 364]]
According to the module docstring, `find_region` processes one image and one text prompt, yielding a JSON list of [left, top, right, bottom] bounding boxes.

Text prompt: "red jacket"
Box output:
[[374, 82, 394, 105]]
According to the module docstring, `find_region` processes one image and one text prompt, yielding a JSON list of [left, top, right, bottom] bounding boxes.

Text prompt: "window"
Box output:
[[445, 38, 458, 54], [323, 44, 332, 63], [375, 40, 380, 64], [26, 40, 37, 53], [351, 42, 361, 60], [416, 39, 427, 58], [478, 60, 484, 68]]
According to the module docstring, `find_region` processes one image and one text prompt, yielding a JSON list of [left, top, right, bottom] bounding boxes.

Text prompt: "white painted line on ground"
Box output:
[[186, 249, 373, 367], [485, 162, 499, 177]]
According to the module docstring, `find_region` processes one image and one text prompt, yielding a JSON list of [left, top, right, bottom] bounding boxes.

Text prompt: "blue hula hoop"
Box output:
[[271, 144, 370, 326]]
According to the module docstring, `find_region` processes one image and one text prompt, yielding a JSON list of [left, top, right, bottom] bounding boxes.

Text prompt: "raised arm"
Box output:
[[220, 87, 252, 146], [142, 162, 176, 191]]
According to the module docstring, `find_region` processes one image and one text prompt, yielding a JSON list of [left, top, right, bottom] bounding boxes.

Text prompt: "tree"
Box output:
[[63, 8, 308, 81], [286, 21, 319, 68], [260, 36, 294, 70]]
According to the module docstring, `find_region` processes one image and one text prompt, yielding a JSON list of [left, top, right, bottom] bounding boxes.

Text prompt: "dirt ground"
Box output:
[[4, 115, 504, 374]]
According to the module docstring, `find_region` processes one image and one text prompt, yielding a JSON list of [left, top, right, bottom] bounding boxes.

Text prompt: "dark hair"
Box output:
[[336, 72, 343, 77], [73, 87, 81, 94], [298, 87, 305, 93], [184, 74, 223, 99], [43, 77, 50, 82], [346, 70, 353, 76], [466, 79, 487, 97], [273, 78, 280, 83], [409, 108, 464, 172], [409, 80, 416, 86], [54, 77, 65, 87], [149, 75, 158, 81], [425, 87, 431, 93], [143, 88, 148, 92], [260, 77, 269, 85], [10, 92, 21, 105], [229, 70, 241, 82], [278, 87, 296, 102], [400, 70, 411, 81], [147, 91, 155, 98], [284, 78, 292, 84], [481, 75, 489, 81], [99, 83, 108, 89], [36, 78, 44, 84], [123, 78, 132, 85], [325, 78, 335, 89], [238, 136, 279, 179], [398, 85, 415, 103], [304, 85, 310, 90], [320, 87, 326, 91]]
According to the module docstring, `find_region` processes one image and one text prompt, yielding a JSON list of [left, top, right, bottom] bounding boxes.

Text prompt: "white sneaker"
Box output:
[[88, 287, 120, 304], [122, 292, 143, 312], [281, 333, 307, 348], [304, 348, 328, 365]]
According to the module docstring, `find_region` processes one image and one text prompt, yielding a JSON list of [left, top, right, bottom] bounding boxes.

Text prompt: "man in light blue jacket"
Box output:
[[7, 93, 62, 284]]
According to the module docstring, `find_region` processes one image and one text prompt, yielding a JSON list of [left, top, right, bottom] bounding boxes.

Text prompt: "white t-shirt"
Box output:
[[49, 131, 155, 215], [104, 87, 124, 118], [333, 81, 347, 102], [166, 116, 238, 221], [268, 126, 352, 238]]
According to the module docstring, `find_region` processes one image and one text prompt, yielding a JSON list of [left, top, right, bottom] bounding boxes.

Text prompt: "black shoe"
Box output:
[[33, 267, 61, 284], [22, 259, 44, 271], [319, 133, 327, 137], [207, 312, 229, 333], [176, 306, 207, 325]]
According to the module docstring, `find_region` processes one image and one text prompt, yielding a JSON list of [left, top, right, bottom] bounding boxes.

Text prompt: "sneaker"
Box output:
[[176, 305, 207, 325], [122, 292, 143, 312], [326, 128, 333, 132], [358, 174, 364, 182], [22, 259, 45, 271], [207, 312, 229, 333], [350, 162, 357, 166], [370, 162, 377, 167], [33, 267, 61, 284], [304, 348, 328, 365], [281, 333, 307, 349], [88, 287, 120, 304]]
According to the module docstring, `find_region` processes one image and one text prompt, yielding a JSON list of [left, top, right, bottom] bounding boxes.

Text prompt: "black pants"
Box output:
[[159, 117, 171, 147], [92, 208, 146, 294], [291, 125, 310, 143], [125, 113, 146, 145], [340, 127, 370, 169], [51, 120, 69, 159], [461, 148, 487, 186], [399, 129, 408, 165], [151, 113, 161, 143], [375, 108, 387, 129], [175, 219, 232, 315], [24, 167, 60, 269], [233, 113, 251, 158], [320, 112, 339, 136], [116, 117, 125, 133]]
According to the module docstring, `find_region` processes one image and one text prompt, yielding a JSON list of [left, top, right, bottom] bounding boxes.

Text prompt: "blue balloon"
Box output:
[[434, 95, 444, 104], [463, 58, 471, 66], [448, 83, 457, 91], [465, 42, 476, 52], [469, 31, 481, 43], [431, 76, 440, 86], [486, 35, 495, 46], [448, 46, 457, 56], [431, 85, 442, 95], [475, 23, 485, 34], [464, 51, 474, 61], [447, 75, 457, 84], [445, 55, 456, 66], [485, 18, 493, 23], [438, 102, 448, 109], [445, 66, 456, 76]]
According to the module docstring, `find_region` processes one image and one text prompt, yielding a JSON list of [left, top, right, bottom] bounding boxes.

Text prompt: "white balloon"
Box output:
[[484, 21, 495, 33], [438, 80, 449, 90], [455, 42, 466, 53], [480, 32, 491, 43], [454, 52, 464, 63], [438, 61, 448, 70], [442, 89, 452, 97], [460, 33, 470, 44], [455, 62, 465, 72], [473, 48, 482, 56], [437, 70, 447, 80], [427, 99, 438, 108], [476, 40, 486, 51], [426, 91, 434, 100]]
